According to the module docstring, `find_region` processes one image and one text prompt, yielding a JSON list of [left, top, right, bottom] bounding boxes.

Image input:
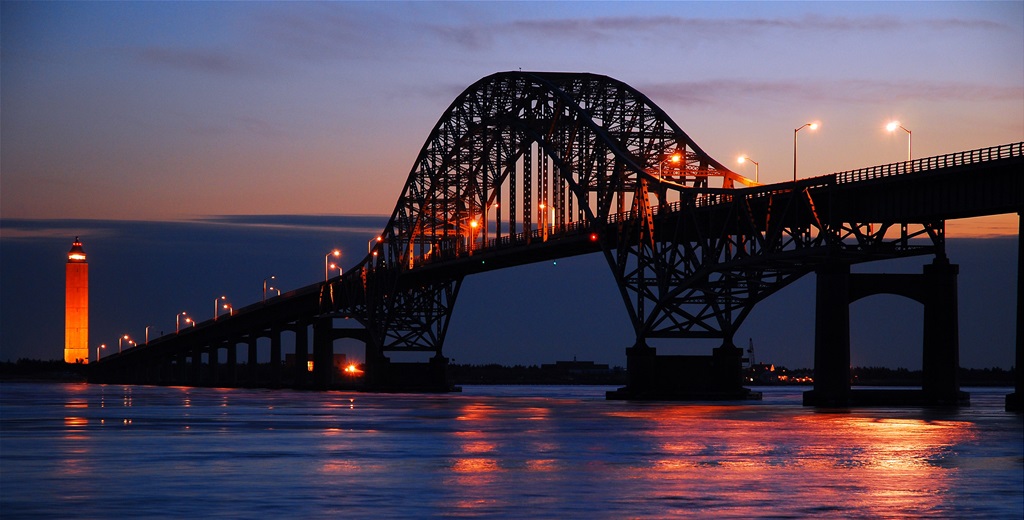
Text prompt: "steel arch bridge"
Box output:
[[338, 72, 792, 356], [93, 71, 1024, 406]]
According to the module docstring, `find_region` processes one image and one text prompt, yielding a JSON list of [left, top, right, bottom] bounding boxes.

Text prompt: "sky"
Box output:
[[1, 1, 1022, 369]]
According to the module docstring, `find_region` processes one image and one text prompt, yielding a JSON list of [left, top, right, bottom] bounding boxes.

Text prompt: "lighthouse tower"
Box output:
[[65, 237, 89, 364]]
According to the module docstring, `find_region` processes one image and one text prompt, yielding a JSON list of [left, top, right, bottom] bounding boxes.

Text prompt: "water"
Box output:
[[2, 382, 1021, 518]]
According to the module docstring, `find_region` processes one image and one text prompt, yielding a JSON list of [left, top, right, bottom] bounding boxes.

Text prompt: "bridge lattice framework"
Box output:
[[94, 72, 1023, 406]]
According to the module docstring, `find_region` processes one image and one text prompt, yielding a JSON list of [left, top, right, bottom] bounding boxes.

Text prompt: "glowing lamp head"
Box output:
[[669, 152, 682, 163], [886, 121, 900, 132], [809, 123, 819, 131], [67, 237, 87, 262], [737, 156, 746, 164]]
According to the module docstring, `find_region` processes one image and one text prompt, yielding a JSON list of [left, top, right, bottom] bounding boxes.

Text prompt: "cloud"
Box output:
[[428, 14, 1011, 50], [0, 220, 119, 241], [135, 46, 261, 76], [193, 215, 388, 236], [639, 79, 1024, 107]]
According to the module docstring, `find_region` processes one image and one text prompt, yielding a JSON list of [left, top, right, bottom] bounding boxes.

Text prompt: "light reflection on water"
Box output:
[[1, 382, 1020, 518]]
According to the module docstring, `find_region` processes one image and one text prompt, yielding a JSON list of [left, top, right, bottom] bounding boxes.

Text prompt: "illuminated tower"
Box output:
[[65, 237, 89, 364]]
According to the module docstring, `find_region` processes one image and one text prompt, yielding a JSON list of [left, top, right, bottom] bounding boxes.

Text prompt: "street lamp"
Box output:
[[886, 121, 912, 161], [329, 262, 343, 278], [737, 156, 760, 183], [176, 311, 192, 333], [658, 151, 683, 179], [469, 219, 479, 252], [263, 275, 276, 303], [222, 302, 233, 317], [118, 334, 133, 354], [793, 122, 819, 181], [96, 344, 106, 362], [368, 236, 382, 254], [325, 249, 340, 281], [145, 325, 151, 345], [214, 295, 227, 320]]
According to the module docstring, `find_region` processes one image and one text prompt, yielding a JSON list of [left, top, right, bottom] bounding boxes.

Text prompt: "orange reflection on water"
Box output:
[[618, 404, 977, 517]]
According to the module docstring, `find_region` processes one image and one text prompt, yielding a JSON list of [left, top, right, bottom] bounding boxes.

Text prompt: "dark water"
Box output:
[[1, 382, 1021, 518]]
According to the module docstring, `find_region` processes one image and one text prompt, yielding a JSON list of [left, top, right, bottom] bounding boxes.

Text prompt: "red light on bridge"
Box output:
[[589, 233, 599, 242]]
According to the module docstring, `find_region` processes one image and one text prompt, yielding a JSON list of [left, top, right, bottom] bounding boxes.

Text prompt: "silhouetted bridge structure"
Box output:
[[91, 72, 1024, 409]]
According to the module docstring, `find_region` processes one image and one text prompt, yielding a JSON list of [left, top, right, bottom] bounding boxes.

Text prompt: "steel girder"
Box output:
[[340, 71, 750, 355], [324, 71, 950, 356], [615, 181, 944, 347]]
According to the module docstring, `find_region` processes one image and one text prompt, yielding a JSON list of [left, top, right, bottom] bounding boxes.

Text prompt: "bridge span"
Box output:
[[90, 72, 1024, 409]]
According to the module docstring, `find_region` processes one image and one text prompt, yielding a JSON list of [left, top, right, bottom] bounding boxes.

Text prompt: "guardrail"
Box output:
[[395, 142, 1024, 268], [834, 142, 1023, 185]]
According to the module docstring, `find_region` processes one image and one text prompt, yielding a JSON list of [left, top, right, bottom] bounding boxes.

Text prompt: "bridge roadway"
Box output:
[[92, 141, 1023, 408]]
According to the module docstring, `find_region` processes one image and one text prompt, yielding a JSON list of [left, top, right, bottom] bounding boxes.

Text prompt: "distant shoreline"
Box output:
[[0, 359, 1015, 387]]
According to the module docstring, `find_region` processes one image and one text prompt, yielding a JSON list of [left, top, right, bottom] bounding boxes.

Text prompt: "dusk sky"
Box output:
[[2, 2, 1021, 369]]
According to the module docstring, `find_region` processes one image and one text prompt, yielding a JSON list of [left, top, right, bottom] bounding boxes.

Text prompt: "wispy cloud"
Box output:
[[429, 14, 1011, 50], [193, 215, 388, 236], [640, 79, 1024, 106], [135, 46, 262, 76]]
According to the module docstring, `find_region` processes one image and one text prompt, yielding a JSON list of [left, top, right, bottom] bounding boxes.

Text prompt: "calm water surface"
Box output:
[[2, 382, 1021, 518]]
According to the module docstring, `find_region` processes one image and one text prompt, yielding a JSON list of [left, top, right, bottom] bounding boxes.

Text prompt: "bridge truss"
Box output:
[[325, 71, 952, 360]]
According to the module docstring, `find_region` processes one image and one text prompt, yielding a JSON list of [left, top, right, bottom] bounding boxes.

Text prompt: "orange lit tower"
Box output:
[[65, 237, 89, 364]]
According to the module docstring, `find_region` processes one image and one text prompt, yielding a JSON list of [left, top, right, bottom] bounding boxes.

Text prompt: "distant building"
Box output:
[[65, 238, 89, 364]]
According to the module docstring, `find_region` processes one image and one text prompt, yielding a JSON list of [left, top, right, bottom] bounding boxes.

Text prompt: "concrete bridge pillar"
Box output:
[[804, 259, 969, 407], [247, 336, 259, 385], [190, 349, 202, 385], [1008, 212, 1023, 412], [312, 318, 333, 390], [803, 262, 852, 407], [223, 341, 235, 386], [607, 341, 759, 401], [270, 326, 282, 388], [293, 323, 309, 388], [210, 345, 223, 386], [922, 260, 963, 403]]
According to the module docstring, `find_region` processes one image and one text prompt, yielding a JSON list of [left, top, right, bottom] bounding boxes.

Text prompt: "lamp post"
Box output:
[[214, 295, 227, 320], [737, 156, 760, 183], [222, 302, 233, 317], [793, 122, 819, 181], [329, 262, 343, 278], [176, 311, 192, 333], [657, 151, 682, 180], [368, 236, 382, 254], [886, 121, 912, 161], [145, 325, 151, 345], [263, 276, 276, 303], [118, 334, 133, 354], [325, 249, 340, 281], [469, 219, 479, 253], [96, 344, 106, 362]]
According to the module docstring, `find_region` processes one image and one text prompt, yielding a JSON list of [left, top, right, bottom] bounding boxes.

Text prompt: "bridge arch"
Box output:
[[377, 71, 748, 271]]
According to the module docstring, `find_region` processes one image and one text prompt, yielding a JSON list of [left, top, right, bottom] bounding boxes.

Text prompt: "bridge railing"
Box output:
[[402, 142, 1024, 268], [833, 142, 1024, 185]]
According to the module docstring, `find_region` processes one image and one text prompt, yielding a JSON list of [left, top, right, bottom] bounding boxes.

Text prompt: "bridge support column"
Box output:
[[190, 349, 202, 385], [1008, 212, 1023, 412], [270, 326, 282, 388], [293, 323, 309, 388], [224, 341, 235, 386], [803, 262, 852, 407], [607, 342, 760, 401], [922, 260, 968, 405], [804, 260, 969, 407], [247, 336, 259, 386], [313, 318, 333, 390], [210, 345, 223, 386]]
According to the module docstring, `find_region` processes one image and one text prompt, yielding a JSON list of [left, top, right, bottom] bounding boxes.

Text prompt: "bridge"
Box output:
[[90, 71, 1024, 409]]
